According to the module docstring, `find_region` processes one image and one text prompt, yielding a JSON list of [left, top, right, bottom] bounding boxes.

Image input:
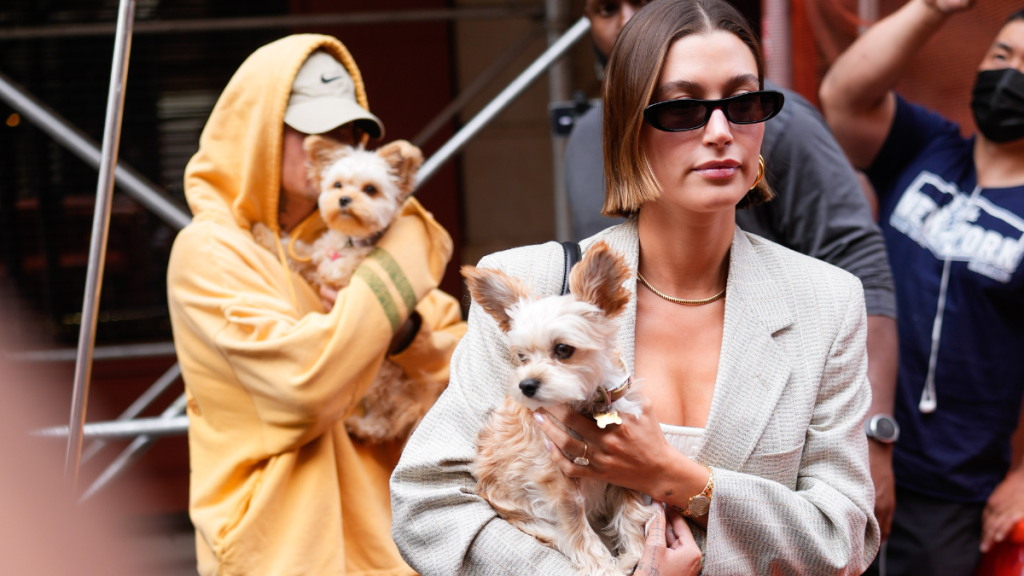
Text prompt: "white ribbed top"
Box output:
[[660, 423, 705, 460]]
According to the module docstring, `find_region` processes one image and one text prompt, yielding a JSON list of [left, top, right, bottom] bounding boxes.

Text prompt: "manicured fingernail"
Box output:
[[533, 412, 545, 424], [543, 438, 553, 451]]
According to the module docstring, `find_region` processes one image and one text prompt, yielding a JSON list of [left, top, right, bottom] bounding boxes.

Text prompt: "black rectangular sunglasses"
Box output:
[[643, 90, 785, 132]]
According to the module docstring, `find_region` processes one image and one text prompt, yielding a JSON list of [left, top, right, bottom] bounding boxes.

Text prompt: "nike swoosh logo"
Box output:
[[321, 73, 342, 83]]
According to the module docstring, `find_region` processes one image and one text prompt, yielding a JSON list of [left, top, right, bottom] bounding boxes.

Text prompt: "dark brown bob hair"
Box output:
[[602, 0, 773, 217]]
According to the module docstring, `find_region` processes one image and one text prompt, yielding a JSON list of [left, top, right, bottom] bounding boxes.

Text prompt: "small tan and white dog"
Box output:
[[255, 135, 443, 444], [462, 242, 652, 576]]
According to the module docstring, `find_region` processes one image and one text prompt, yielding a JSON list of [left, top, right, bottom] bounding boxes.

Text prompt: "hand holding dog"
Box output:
[[536, 395, 708, 515], [634, 503, 702, 576]]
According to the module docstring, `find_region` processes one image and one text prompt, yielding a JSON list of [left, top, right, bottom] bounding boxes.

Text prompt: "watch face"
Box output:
[[869, 415, 900, 442], [875, 418, 895, 439], [689, 495, 710, 517]]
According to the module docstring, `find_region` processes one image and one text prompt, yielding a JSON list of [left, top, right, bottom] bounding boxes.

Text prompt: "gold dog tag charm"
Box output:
[[594, 410, 622, 429]]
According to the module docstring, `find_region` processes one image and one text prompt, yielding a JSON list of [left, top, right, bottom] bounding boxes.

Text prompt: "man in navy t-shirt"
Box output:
[[822, 1, 1024, 575]]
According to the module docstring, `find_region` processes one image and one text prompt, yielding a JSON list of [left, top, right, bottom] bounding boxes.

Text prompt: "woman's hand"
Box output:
[[634, 503, 702, 576], [535, 396, 701, 499]]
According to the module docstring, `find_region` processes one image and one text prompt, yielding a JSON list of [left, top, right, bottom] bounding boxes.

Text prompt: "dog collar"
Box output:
[[347, 228, 387, 249], [594, 374, 632, 408]]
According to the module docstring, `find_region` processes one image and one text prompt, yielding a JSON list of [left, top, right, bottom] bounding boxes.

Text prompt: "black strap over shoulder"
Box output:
[[560, 241, 582, 296]]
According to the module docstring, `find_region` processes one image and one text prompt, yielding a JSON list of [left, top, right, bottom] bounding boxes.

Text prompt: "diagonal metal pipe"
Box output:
[[415, 16, 591, 189], [0, 71, 191, 230], [80, 363, 181, 464], [79, 393, 188, 502], [412, 24, 545, 148]]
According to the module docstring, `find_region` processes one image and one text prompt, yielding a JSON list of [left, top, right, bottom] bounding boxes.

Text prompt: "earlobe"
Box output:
[[462, 265, 531, 332]]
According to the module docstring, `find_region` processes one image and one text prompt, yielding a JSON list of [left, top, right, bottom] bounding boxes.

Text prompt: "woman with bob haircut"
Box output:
[[390, 0, 881, 573]]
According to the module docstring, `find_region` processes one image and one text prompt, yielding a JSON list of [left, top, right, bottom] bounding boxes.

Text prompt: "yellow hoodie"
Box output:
[[167, 34, 466, 576]]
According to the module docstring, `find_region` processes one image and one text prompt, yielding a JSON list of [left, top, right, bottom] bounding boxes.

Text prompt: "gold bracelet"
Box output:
[[682, 466, 715, 519]]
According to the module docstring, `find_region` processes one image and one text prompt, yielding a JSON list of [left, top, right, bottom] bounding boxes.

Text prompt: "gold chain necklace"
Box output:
[[637, 271, 726, 306]]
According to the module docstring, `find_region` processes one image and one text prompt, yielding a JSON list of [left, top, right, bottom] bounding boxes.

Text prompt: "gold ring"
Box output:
[[573, 442, 590, 466]]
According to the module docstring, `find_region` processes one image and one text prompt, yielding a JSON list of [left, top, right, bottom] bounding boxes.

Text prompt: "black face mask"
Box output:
[[971, 68, 1024, 143]]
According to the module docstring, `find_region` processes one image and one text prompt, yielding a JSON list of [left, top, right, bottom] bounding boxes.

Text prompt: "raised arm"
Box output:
[[168, 207, 450, 455], [819, 0, 972, 168]]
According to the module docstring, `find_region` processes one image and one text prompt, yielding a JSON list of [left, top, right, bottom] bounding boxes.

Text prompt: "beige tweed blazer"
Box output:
[[390, 220, 881, 575]]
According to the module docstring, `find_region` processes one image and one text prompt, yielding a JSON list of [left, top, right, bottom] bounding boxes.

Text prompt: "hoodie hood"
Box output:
[[184, 34, 370, 236]]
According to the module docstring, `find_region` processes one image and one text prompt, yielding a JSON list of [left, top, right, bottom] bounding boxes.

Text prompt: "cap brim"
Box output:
[[284, 98, 384, 139]]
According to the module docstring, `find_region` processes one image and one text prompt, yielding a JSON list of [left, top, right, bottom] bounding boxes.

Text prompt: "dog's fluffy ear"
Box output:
[[462, 266, 530, 332], [569, 241, 631, 317], [303, 135, 350, 188], [377, 140, 423, 197]]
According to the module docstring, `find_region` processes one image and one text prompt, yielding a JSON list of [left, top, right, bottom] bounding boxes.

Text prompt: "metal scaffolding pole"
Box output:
[[65, 0, 137, 487], [0, 71, 191, 231], [5, 341, 176, 362], [416, 16, 591, 189], [546, 0, 572, 242], [36, 415, 190, 441], [79, 393, 188, 501], [412, 24, 545, 148], [81, 363, 181, 464], [762, 0, 792, 88], [0, 7, 544, 40], [858, 0, 879, 34]]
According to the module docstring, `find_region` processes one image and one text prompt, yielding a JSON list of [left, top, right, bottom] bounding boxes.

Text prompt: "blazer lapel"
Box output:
[[585, 222, 793, 469], [697, 229, 793, 469]]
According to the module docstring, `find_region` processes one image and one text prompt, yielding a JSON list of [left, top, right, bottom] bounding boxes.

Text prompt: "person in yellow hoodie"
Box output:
[[167, 34, 466, 576]]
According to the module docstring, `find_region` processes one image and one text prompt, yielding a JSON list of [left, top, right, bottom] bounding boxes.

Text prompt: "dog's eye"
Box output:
[[333, 182, 342, 188], [517, 352, 526, 364], [363, 185, 377, 196], [553, 344, 575, 360]]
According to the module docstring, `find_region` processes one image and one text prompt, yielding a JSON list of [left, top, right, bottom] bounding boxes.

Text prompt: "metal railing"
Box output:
[[18, 5, 590, 500]]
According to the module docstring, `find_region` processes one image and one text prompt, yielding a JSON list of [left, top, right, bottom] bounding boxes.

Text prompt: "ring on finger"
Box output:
[[573, 441, 590, 466]]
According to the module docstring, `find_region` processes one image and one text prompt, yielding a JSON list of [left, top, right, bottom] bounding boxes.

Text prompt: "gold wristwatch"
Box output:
[[683, 466, 715, 519]]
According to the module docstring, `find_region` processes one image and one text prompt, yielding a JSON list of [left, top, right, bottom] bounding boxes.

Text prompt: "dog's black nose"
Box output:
[[519, 378, 540, 398], [339, 196, 352, 208]]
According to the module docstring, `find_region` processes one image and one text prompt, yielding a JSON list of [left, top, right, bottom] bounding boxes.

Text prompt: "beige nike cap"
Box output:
[[284, 50, 384, 139]]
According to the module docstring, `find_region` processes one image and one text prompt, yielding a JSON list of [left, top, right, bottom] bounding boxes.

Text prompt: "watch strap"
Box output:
[[683, 466, 715, 519]]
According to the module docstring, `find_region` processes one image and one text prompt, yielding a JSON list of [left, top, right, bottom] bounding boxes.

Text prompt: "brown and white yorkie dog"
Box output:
[[462, 241, 652, 576], [255, 136, 443, 444]]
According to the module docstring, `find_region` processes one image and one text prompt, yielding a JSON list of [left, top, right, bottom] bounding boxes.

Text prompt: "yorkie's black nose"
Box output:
[[519, 378, 540, 398], [339, 196, 352, 208]]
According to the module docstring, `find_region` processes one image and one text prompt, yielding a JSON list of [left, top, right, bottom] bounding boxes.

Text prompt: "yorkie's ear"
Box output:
[[569, 241, 631, 317], [303, 135, 352, 187], [462, 266, 530, 332], [377, 140, 423, 197]]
